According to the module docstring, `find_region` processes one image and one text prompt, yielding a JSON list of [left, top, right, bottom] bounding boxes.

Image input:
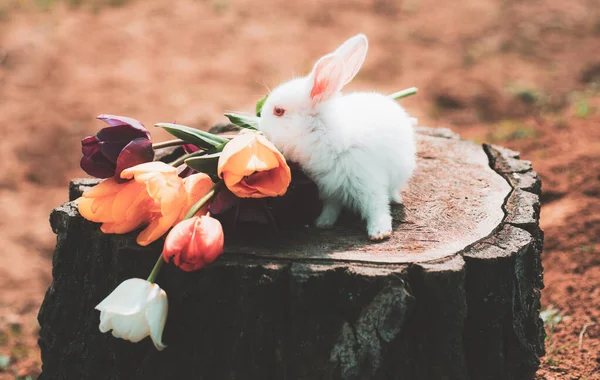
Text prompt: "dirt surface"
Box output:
[[0, 0, 598, 378]]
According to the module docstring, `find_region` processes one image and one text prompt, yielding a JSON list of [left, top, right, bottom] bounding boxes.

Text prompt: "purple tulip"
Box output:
[[81, 115, 155, 179]]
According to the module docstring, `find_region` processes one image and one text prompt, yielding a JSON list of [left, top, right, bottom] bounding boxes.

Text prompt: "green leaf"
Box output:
[[185, 153, 222, 176], [388, 87, 418, 100], [224, 113, 260, 130], [255, 94, 269, 116], [155, 123, 228, 149]]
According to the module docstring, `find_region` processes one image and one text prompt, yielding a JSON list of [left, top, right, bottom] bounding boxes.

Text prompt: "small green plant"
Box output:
[[576, 99, 591, 118], [541, 306, 577, 366], [540, 306, 564, 333]]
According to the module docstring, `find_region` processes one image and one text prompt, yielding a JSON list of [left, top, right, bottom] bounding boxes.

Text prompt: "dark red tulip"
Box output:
[[80, 115, 154, 179]]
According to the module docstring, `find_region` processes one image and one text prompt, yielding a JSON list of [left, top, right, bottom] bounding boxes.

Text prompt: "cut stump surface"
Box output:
[[39, 126, 545, 380]]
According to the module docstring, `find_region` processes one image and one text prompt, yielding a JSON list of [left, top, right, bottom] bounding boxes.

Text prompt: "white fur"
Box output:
[[259, 34, 416, 240]]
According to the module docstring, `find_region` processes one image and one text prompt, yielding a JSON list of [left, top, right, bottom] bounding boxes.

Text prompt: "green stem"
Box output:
[[152, 139, 186, 149], [169, 151, 206, 167], [146, 254, 165, 283], [145, 180, 224, 283], [389, 87, 418, 100]]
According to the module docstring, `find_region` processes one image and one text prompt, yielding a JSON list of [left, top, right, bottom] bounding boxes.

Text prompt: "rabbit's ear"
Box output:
[[309, 54, 345, 106], [334, 34, 368, 85]]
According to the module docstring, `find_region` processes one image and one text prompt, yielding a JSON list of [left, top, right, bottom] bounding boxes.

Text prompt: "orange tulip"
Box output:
[[78, 162, 214, 246], [217, 131, 291, 198], [162, 215, 224, 272], [178, 172, 215, 220]]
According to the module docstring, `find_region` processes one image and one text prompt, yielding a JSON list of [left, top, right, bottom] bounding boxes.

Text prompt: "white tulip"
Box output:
[[95, 278, 168, 351]]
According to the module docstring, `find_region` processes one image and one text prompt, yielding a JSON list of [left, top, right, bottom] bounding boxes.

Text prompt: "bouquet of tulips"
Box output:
[[76, 95, 296, 349], [76, 89, 417, 350]]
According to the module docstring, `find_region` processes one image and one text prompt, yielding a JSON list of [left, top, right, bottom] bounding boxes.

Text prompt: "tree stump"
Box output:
[[38, 127, 545, 380]]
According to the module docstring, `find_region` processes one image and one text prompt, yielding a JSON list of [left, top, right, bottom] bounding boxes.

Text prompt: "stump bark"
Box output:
[[38, 127, 545, 380]]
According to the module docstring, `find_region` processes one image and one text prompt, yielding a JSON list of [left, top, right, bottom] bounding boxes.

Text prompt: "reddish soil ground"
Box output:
[[0, 0, 598, 379]]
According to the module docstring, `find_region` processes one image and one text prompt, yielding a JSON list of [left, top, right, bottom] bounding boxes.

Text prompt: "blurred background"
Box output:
[[0, 0, 598, 378]]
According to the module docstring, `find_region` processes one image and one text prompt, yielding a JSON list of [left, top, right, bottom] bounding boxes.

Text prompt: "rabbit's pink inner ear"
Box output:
[[334, 34, 368, 85], [310, 54, 344, 106], [340, 44, 367, 85]]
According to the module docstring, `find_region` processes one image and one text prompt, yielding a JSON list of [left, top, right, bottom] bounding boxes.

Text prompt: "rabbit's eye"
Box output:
[[273, 107, 286, 117]]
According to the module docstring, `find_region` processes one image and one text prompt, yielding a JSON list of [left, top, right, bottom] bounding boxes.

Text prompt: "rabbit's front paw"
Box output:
[[314, 200, 342, 228], [315, 211, 338, 228], [367, 215, 392, 241], [390, 192, 403, 205]]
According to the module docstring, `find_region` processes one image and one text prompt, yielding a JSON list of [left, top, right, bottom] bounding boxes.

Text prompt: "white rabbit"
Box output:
[[258, 34, 416, 240]]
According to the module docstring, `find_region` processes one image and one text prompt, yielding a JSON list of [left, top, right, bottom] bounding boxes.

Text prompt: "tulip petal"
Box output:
[[81, 135, 100, 156], [95, 278, 152, 315], [82, 178, 123, 198], [80, 154, 115, 178], [196, 216, 225, 264], [133, 174, 184, 219], [78, 197, 99, 222], [179, 173, 214, 219], [226, 141, 279, 176], [163, 218, 195, 261], [99, 310, 115, 333], [115, 138, 155, 178], [217, 132, 257, 177], [183, 173, 214, 202], [78, 196, 116, 223], [111, 181, 146, 222], [136, 209, 181, 246], [96, 125, 149, 144], [243, 170, 283, 197], [121, 161, 177, 180], [122, 313, 150, 343], [109, 313, 145, 341], [125, 188, 157, 221], [78, 179, 126, 223], [145, 285, 168, 351], [98, 141, 128, 164], [100, 218, 145, 234], [248, 168, 290, 197], [97, 114, 151, 139], [222, 172, 260, 196]]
